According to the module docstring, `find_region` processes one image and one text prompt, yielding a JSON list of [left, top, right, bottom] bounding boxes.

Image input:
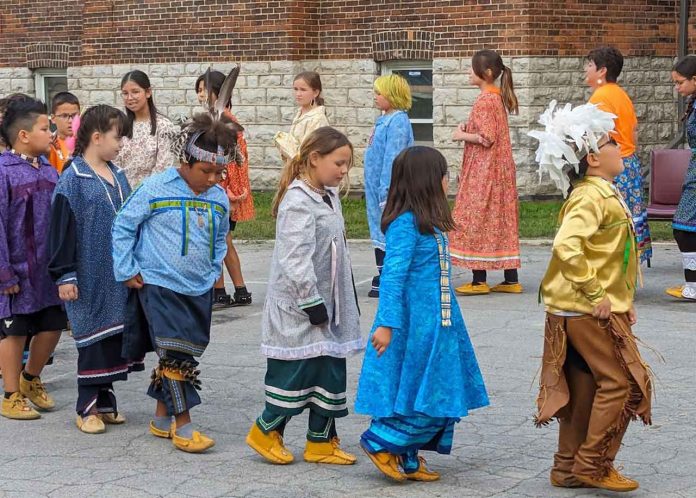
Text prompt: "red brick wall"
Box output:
[[526, 0, 679, 57], [319, 0, 679, 57], [79, 1, 320, 64], [0, 1, 82, 66], [0, 0, 682, 67]]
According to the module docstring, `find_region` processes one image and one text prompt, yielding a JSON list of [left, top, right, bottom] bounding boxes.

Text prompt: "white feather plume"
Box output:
[[527, 100, 616, 196]]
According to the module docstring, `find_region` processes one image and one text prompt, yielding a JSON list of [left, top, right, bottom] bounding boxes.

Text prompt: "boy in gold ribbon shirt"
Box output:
[[528, 101, 653, 493]]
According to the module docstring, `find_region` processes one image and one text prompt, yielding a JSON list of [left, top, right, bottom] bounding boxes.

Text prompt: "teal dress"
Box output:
[[355, 212, 489, 471]]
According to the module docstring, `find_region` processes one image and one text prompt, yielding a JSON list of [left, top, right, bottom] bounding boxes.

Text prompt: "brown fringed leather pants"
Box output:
[[536, 313, 652, 481]]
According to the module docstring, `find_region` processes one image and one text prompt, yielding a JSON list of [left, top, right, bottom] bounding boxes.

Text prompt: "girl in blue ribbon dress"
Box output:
[[355, 146, 489, 482]]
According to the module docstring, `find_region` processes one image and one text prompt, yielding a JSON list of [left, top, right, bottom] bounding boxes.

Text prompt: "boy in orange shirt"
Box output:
[[48, 92, 80, 173]]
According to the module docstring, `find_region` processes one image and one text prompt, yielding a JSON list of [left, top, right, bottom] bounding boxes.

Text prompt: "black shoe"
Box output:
[[232, 287, 252, 306], [368, 275, 380, 298], [212, 293, 233, 310]]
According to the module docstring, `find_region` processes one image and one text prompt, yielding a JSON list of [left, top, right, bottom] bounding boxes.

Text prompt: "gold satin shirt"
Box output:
[[541, 176, 638, 314]]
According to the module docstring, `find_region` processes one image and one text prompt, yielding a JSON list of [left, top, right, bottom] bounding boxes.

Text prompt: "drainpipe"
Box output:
[[669, 0, 690, 148]]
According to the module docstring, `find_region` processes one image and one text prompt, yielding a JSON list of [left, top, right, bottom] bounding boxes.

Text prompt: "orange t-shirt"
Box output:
[[588, 83, 637, 158], [48, 137, 70, 173]]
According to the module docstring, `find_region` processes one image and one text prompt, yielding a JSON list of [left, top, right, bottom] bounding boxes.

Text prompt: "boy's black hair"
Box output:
[[0, 93, 31, 115], [586, 46, 624, 83], [51, 92, 80, 113], [181, 112, 240, 166], [0, 97, 48, 147], [566, 157, 590, 196]]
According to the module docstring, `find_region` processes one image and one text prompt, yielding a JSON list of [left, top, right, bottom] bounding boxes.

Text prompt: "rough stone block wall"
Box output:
[[0, 0, 684, 197], [66, 60, 379, 191], [0, 56, 677, 197], [0, 68, 35, 96]]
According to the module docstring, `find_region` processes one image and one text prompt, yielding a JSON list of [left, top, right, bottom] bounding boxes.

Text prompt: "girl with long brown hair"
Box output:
[[355, 146, 489, 482]]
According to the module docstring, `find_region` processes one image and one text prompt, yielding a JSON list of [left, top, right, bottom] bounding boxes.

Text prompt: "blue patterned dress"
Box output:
[[673, 109, 696, 233], [355, 212, 489, 472], [616, 155, 653, 263]]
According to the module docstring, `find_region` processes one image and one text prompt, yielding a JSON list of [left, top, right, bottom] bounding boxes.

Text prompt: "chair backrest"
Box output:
[[650, 149, 691, 205]]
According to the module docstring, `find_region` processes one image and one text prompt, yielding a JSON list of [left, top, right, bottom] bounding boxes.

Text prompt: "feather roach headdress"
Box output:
[[527, 100, 616, 196], [172, 64, 245, 166]]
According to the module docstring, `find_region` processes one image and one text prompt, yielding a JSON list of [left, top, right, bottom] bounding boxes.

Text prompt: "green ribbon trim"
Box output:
[[149, 199, 222, 258]]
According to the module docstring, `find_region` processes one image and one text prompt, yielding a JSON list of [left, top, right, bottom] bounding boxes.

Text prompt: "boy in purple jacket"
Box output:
[[0, 97, 66, 420]]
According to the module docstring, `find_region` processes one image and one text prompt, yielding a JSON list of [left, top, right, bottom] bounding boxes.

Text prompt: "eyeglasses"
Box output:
[[598, 138, 618, 150], [54, 113, 79, 121]]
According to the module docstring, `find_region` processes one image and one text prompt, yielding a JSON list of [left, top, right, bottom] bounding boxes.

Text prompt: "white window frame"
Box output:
[[381, 60, 434, 131], [33, 69, 68, 105]]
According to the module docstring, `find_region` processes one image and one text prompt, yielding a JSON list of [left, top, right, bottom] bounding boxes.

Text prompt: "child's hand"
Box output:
[[627, 305, 637, 325], [474, 134, 493, 147], [452, 126, 467, 142], [58, 283, 78, 302], [1, 284, 19, 295], [371, 326, 392, 357], [124, 274, 144, 289], [592, 295, 612, 320]]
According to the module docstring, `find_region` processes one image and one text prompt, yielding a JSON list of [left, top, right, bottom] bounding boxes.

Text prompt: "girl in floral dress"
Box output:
[[451, 49, 521, 295], [116, 70, 176, 187]]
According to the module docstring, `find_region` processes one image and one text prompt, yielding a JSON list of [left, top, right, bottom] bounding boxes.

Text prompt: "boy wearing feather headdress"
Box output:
[[113, 111, 242, 453], [529, 102, 652, 492]]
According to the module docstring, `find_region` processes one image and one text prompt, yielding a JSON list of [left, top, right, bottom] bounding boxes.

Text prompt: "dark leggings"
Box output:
[[674, 229, 696, 282], [472, 269, 519, 285], [374, 248, 385, 271]]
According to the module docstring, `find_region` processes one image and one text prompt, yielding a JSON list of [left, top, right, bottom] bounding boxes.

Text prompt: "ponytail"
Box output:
[[472, 49, 518, 115], [500, 65, 518, 115], [271, 126, 353, 218]]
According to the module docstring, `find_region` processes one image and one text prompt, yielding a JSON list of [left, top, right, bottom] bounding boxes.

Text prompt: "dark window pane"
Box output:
[[44, 76, 68, 110], [410, 93, 433, 120], [412, 123, 433, 144], [391, 69, 433, 121], [392, 69, 433, 87]]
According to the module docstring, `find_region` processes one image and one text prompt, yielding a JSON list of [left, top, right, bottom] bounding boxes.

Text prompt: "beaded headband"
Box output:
[[185, 130, 233, 166]]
